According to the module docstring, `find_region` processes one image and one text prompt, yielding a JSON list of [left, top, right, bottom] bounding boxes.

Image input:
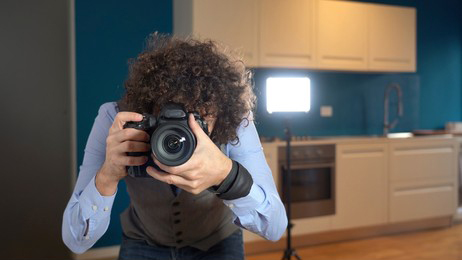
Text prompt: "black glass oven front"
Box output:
[[279, 144, 336, 219]]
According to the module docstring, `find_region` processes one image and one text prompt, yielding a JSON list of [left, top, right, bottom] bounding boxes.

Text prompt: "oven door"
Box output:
[[280, 162, 336, 219]]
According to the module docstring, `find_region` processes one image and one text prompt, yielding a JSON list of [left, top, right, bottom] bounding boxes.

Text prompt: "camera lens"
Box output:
[[151, 123, 196, 166], [163, 134, 184, 153]]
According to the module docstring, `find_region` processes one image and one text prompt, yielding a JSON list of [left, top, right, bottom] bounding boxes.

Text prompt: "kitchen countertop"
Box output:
[[261, 133, 456, 146]]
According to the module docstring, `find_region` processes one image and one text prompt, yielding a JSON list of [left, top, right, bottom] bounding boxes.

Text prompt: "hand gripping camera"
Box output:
[[123, 103, 209, 178]]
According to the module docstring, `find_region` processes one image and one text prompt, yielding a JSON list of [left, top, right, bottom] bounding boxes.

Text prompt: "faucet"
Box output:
[[383, 83, 404, 135]]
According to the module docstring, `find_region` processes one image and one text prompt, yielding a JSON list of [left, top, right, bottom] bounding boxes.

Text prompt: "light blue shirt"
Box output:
[[62, 102, 288, 254]]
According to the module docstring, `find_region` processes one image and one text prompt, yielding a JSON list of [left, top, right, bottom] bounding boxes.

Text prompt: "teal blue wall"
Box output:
[[75, 0, 172, 248], [365, 0, 461, 129], [253, 69, 420, 138], [75, 0, 462, 248], [412, 0, 462, 129]]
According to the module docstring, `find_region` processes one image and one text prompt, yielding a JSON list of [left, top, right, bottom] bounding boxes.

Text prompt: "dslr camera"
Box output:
[[123, 103, 209, 178]]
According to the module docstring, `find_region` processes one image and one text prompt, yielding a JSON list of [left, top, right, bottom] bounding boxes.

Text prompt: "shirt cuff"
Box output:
[[223, 183, 266, 216], [79, 176, 116, 220]]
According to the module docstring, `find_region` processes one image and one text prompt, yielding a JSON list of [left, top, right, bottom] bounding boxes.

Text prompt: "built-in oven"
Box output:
[[278, 144, 336, 219]]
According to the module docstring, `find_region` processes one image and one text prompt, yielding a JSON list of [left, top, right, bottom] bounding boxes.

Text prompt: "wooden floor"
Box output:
[[246, 222, 462, 260]]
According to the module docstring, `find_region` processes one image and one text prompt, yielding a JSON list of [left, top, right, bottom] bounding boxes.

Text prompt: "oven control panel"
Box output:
[[278, 144, 335, 163]]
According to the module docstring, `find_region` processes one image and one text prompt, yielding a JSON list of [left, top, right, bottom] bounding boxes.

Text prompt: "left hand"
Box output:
[[146, 113, 232, 194]]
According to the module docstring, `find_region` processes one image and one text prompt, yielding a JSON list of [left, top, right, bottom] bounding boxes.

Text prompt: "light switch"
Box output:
[[320, 106, 333, 117]]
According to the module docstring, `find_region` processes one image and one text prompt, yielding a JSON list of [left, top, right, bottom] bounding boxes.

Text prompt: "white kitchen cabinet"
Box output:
[[333, 143, 389, 229], [316, 0, 416, 72], [259, 0, 316, 68], [368, 4, 416, 72], [173, 0, 259, 66], [247, 138, 457, 248], [316, 0, 369, 71], [174, 0, 417, 72], [389, 139, 458, 222]]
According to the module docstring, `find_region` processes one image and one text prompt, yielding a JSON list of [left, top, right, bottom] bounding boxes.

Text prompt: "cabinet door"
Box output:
[[192, 0, 259, 67], [389, 139, 457, 222], [368, 5, 416, 72], [333, 143, 388, 229], [259, 0, 315, 68], [316, 0, 368, 71]]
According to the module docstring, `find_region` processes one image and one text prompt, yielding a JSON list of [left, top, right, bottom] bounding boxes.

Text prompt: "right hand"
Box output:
[[96, 112, 150, 195]]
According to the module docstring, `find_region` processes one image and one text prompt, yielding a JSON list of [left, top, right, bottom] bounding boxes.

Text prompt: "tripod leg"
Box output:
[[293, 250, 302, 260], [281, 249, 291, 260], [281, 248, 302, 260], [281, 120, 303, 260]]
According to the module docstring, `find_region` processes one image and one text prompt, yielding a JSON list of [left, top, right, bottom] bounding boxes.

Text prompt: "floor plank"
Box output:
[[246, 223, 462, 260]]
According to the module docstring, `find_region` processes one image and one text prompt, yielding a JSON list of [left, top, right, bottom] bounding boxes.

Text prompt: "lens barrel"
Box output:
[[151, 123, 196, 166]]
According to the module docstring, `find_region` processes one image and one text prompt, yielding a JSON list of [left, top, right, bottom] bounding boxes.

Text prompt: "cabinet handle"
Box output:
[[322, 55, 363, 61], [373, 57, 410, 63], [282, 162, 335, 170], [394, 185, 453, 196]]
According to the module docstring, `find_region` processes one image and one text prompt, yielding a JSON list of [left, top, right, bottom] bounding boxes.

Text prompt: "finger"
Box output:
[[113, 112, 144, 129], [116, 141, 150, 153], [116, 154, 148, 166], [146, 166, 189, 186], [111, 128, 150, 143], [151, 155, 177, 174], [152, 155, 193, 178], [188, 113, 208, 140]]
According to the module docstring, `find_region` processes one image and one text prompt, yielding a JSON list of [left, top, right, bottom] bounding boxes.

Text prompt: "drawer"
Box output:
[[390, 141, 456, 182], [389, 183, 456, 222]]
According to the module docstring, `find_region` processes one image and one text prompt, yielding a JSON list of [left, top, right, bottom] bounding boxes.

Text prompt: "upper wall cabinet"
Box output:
[[368, 5, 416, 72], [317, 0, 369, 71], [259, 0, 315, 68], [174, 0, 417, 73], [317, 0, 416, 72], [173, 0, 259, 67]]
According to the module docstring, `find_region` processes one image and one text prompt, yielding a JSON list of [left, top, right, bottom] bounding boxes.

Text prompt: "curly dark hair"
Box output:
[[119, 33, 256, 145]]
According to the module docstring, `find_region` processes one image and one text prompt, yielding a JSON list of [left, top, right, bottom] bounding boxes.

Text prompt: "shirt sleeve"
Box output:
[[62, 102, 118, 254], [225, 117, 288, 241]]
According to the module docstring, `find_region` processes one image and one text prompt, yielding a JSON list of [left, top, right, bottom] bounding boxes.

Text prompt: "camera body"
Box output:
[[123, 103, 209, 178]]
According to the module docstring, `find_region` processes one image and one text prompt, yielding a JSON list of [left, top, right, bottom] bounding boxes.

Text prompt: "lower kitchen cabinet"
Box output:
[[333, 143, 389, 229], [248, 137, 458, 250], [389, 139, 458, 222]]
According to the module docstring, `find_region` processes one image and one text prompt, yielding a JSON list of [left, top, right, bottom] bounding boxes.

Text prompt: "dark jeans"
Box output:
[[118, 229, 244, 260]]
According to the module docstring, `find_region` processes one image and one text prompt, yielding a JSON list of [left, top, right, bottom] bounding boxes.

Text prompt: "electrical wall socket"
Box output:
[[320, 106, 333, 117]]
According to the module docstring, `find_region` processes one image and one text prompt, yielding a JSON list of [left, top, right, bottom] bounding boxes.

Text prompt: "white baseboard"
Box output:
[[74, 245, 120, 260]]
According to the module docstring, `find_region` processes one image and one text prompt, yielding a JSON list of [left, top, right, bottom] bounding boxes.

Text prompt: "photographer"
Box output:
[[62, 34, 287, 260]]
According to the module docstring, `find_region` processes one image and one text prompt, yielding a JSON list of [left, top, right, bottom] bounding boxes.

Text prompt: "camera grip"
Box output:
[[192, 112, 209, 135], [124, 113, 157, 129]]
